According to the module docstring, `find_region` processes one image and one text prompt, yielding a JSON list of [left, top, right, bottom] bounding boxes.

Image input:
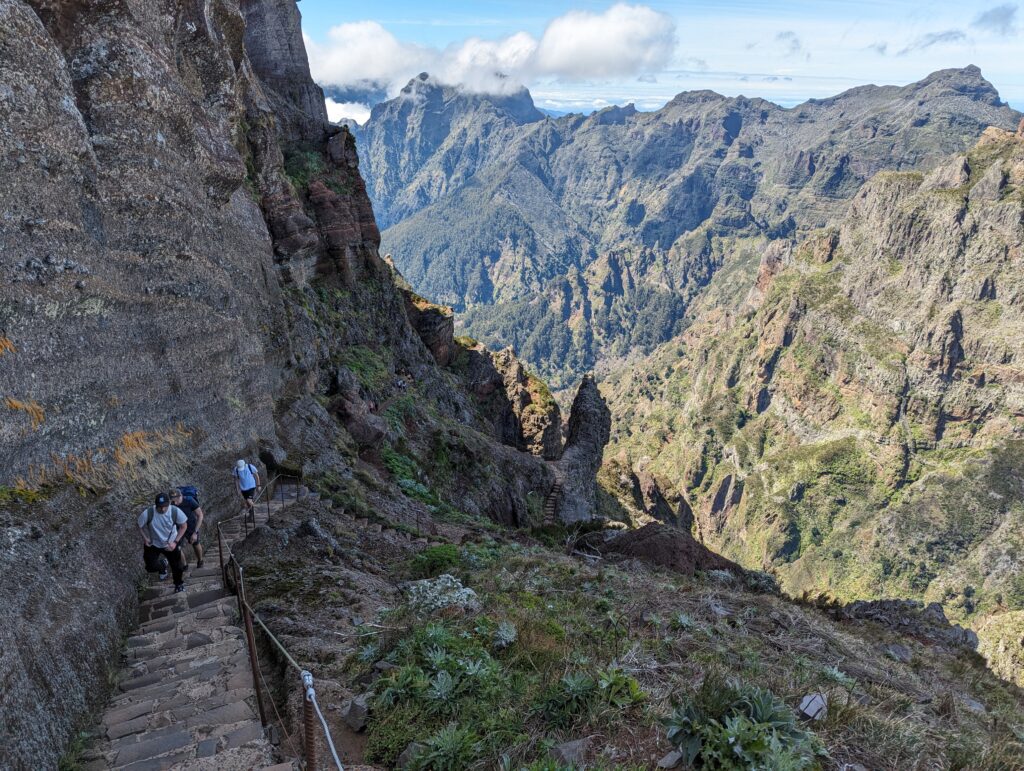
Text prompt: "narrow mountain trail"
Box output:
[[79, 486, 305, 771]]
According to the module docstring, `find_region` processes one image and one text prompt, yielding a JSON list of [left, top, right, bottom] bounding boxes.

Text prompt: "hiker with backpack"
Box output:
[[233, 459, 261, 517], [170, 487, 205, 569], [138, 492, 188, 593]]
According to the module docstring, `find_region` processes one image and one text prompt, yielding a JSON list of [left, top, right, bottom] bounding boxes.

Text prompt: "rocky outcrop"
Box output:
[[601, 523, 741, 576], [403, 293, 456, 366], [0, 1, 291, 763], [832, 599, 978, 651], [629, 470, 694, 530], [490, 348, 562, 460], [239, 0, 328, 143], [557, 376, 612, 522]]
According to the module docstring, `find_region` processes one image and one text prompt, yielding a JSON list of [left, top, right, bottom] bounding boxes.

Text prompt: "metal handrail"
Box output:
[[215, 475, 342, 770]]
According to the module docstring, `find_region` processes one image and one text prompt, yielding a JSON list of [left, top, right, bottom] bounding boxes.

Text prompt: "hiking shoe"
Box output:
[[174, 584, 186, 593], [159, 570, 169, 581], [196, 559, 204, 568]]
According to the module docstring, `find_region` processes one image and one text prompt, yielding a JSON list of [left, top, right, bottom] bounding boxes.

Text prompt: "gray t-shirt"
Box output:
[[138, 505, 187, 548]]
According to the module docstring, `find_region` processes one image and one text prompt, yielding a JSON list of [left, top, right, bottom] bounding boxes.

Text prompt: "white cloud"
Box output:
[[305, 4, 676, 95], [325, 98, 371, 124], [305, 21, 428, 87], [533, 5, 676, 79]]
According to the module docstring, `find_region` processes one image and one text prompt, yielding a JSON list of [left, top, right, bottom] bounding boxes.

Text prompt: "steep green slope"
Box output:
[[604, 126, 1024, 682]]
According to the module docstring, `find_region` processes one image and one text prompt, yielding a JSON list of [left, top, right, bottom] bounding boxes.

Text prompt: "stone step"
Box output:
[[138, 587, 228, 624], [109, 666, 254, 717], [103, 687, 256, 737], [126, 625, 243, 662], [134, 603, 238, 641], [141, 577, 223, 602], [122, 637, 244, 679], [116, 654, 244, 696], [105, 716, 268, 769]]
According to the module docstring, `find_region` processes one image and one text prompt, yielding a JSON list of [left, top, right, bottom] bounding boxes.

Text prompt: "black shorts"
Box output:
[[241, 487, 256, 500], [184, 526, 200, 545]]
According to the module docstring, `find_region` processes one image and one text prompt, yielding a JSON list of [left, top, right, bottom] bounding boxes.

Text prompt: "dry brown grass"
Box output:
[[13, 424, 195, 495], [113, 431, 158, 467], [5, 397, 45, 429]]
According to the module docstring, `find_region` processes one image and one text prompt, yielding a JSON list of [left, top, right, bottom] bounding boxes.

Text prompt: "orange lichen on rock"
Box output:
[[0, 337, 15, 356]]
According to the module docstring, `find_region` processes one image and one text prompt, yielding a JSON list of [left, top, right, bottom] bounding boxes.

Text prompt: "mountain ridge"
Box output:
[[354, 66, 1021, 392]]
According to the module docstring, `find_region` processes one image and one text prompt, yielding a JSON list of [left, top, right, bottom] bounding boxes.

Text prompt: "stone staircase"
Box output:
[[80, 484, 307, 770], [543, 479, 563, 522]]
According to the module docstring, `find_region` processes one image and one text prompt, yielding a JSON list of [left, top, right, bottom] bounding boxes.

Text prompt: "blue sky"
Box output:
[[299, 1, 1024, 121]]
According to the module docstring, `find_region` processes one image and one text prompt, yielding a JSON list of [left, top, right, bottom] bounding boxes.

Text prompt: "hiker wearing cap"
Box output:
[[170, 488, 205, 569], [138, 492, 188, 593], [233, 459, 261, 516]]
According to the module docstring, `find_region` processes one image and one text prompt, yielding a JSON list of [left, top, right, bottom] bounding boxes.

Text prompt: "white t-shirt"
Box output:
[[233, 463, 258, 491], [138, 505, 187, 548]]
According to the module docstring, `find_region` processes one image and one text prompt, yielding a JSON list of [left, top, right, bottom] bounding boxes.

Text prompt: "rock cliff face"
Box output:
[[355, 68, 1021, 391], [0, 2, 609, 766], [558, 376, 612, 522], [605, 127, 1024, 680]]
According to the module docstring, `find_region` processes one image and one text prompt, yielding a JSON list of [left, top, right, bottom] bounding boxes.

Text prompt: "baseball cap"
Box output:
[[155, 493, 169, 506]]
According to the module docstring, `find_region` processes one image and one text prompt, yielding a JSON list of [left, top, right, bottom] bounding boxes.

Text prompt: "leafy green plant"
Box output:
[[382, 446, 419, 480], [426, 671, 458, 713], [597, 665, 646, 708], [410, 723, 480, 770], [821, 665, 856, 690], [661, 684, 823, 770], [493, 620, 518, 650], [378, 664, 430, 708], [535, 671, 598, 727], [671, 611, 698, 631], [357, 643, 379, 663]]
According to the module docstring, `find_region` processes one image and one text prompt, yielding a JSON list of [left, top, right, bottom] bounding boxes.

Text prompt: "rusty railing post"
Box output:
[[238, 578, 268, 728], [302, 670, 317, 771]]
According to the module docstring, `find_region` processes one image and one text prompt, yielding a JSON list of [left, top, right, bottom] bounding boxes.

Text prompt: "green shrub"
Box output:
[[662, 682, 823, 770], [409, 544, 461, 579], [382, 446, 419, 481], [283, 147, 326, 191]]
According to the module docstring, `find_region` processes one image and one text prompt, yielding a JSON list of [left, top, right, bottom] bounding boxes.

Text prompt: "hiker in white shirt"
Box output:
[[138, 492, 188, 592], [233, 459, 261, 517]]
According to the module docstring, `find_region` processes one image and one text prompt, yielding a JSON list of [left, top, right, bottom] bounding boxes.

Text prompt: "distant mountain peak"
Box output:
[[395, 72, 543, 124]]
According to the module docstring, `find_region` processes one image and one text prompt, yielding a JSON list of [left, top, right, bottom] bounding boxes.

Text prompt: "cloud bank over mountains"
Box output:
[[306, 3, 676, 103], [305, 1, 1023, 122]]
